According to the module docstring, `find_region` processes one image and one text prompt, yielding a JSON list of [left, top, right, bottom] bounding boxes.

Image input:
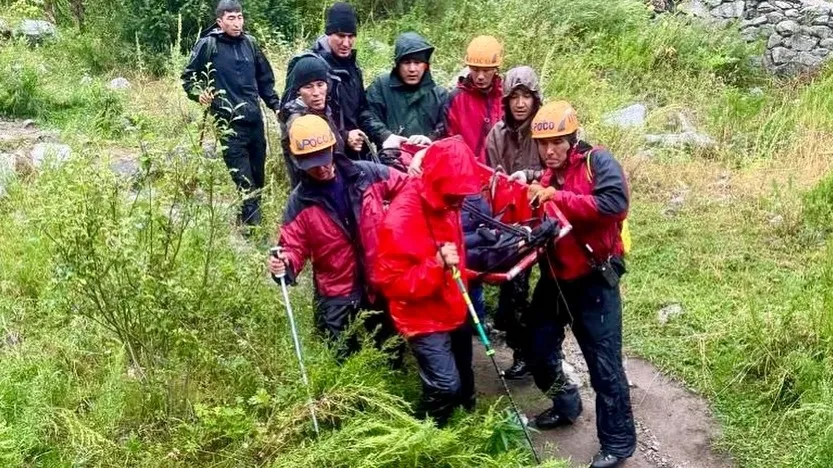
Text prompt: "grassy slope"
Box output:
[[3, 0, 833, 466]]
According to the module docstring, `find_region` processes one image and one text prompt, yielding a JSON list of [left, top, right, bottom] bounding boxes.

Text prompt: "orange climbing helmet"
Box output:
[[531, 101, 580, 139], [464, 35, 504, 67], [289, 115, 336, 169]]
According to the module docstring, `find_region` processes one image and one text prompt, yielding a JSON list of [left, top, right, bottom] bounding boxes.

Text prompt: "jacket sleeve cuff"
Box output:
[[379, 129, 393, 143]]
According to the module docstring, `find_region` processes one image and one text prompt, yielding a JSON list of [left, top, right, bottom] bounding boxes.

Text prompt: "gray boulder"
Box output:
[[679, 0, 712, 18], [784, 34, 819, 51], [773, 0, 797, 9], [767, 12, 786, 24], [795, 51, 825, 65], [602, 104, 647, 129], [110, 157, 140, 179], [810, 25, 833, 38], [811, 15, 831, 25], [108, 77, 131, 90], [712, 1, 745, 18], [757, 2, 777, 14], [775, 20, 800, 35], [17, 19, 56, 42], [770, 46, 798, 63], [742, 15, 769, 27], [645, 132, 716, 149], [658, 303, 685, 325], [30, 143, 71, 167]]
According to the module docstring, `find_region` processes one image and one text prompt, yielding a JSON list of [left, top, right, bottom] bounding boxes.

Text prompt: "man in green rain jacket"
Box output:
[[361, 32, 449, 148]]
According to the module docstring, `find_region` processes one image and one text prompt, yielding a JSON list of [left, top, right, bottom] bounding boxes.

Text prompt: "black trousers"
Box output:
[[221, 120, 266, 226], [314, 296, 401, 363], [494, 268, 532, 360], [528, 266, 636, 458], [408, 323, 475, 427]]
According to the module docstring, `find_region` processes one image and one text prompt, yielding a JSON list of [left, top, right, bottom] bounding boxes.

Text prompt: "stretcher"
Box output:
[[376, 141, 572, 285]]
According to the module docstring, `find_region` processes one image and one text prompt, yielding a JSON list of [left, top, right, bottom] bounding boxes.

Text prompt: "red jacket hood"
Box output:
[[420, 137, 481, 209]]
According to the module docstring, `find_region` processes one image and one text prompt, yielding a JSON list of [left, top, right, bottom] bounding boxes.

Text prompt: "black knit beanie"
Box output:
[[325, 2, 357, 35], [290, 56, 330, 90]]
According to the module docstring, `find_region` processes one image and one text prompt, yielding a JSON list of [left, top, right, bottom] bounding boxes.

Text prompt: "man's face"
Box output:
[[305, 162, 336, 181], [327, 33, 356, 58], [299, 80, 328, 111], [397, 59, 428, 86], [536, 136, 572, 170], [509, 88, 534, 122], [217, 11, 244, 37], [469, 66, 498, 90]]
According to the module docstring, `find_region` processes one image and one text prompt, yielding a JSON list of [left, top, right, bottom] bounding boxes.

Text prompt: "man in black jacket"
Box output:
[[181, 0, 280, 228], [311, 2, 368, 159]]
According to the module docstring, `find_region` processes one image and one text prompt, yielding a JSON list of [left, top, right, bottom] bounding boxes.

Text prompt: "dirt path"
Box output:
[[473, 333, 733, 468]]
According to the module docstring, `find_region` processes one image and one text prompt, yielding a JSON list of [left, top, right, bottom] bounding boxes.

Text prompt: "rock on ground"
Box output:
[[30, 143, 71, 168], [645, 131, 716, 149], [658, 303, 685, 324], [602, 104, 648, 129], [17, 19, 57, 42], [108, 77, 131, 90]]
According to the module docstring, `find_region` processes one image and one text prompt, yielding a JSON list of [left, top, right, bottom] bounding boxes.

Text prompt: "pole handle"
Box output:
[[269, 246, 287, 281]]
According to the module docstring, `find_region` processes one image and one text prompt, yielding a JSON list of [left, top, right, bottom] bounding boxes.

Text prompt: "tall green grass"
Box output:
[[0, 130, 547, 465], [4, 0, 833, 465]]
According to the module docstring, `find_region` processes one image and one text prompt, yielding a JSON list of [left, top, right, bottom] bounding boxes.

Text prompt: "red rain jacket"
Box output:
[[375, 137, 481, 337], [539, 141, 629, 280], [444, 75, 504, 165], [278, 158, 408, 306]]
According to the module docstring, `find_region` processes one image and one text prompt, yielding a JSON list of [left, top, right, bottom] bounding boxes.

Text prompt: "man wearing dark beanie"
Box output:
[[312, 2, 370, 160], [362, 32, 448, 150], [279, 53, 347, 186]]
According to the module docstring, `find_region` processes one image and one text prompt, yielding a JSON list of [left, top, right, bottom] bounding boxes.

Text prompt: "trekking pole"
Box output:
[[450, 266, 541, 465], [270, 247, 320, 436], [362, 134, 382, 165]]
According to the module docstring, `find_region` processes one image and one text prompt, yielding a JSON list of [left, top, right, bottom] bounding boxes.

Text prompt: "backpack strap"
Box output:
[[582, 147, 631, 256], [584, 148, 594, 182], [204, 34, 257, 61]]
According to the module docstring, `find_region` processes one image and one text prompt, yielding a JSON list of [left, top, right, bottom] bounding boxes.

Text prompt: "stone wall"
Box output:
[[683, 0, 833, 75]]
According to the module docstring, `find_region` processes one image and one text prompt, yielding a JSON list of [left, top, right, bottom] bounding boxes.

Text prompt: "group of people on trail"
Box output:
[[182, 1, 636, 467]]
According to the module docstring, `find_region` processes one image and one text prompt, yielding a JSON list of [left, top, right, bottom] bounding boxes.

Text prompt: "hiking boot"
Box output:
[[503, 357, 530, 379], [589, 450, 625, 468], [534, 407, 572, 430]]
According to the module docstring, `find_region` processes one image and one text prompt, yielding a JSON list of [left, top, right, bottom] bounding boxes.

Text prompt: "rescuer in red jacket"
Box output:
[[444, 35, 505, 164], [267, 114, 408, 359], [374, 136, 481, 426], [526, 101, 636, 468]]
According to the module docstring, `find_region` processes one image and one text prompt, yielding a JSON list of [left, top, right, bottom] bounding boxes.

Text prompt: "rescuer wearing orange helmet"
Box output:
[[526, 101, 636, 468], [443, 35, 505, 164], [267, 115, 408, 360]]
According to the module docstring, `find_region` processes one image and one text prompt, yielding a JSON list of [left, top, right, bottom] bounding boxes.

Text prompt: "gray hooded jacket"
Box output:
[[485, 66, 543, 174]]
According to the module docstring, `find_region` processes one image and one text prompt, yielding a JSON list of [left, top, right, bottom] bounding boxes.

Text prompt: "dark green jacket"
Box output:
[[361, 32, 448, 145]]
